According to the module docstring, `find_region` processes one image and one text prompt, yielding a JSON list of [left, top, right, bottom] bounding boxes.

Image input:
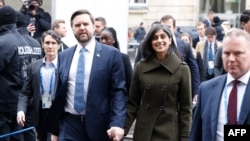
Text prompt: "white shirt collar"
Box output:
[[226, 70, 250, 86], [42, 55, 58, 68], [199, 36, 206, 41], [75, 38, 96, 54]]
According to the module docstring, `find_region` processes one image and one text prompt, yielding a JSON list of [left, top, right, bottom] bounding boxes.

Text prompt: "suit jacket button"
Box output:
[[145, 104, 150, 110], [159, 106, 164, 111], [146, 84, 151, 89]]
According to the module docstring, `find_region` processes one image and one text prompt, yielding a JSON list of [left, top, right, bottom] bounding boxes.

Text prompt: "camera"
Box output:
[[28, 4, 36, 11]]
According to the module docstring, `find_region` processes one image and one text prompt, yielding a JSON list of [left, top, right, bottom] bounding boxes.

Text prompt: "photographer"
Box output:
[[24, 0, 51, 42]]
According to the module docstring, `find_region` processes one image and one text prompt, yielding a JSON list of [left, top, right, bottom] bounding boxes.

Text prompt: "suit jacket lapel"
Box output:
[[214, 41, 218, 54], [60, 45, 77, 82], [210, 75, 227, 140], [53, 67, 58, 98], [238, 78, 250, 124], [34, 59, 43, 98], [203, 41, 209, 69], [88, 42, 102, 90]]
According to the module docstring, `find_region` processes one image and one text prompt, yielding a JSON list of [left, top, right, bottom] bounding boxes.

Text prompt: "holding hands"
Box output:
[[107, 126, 124, 141]]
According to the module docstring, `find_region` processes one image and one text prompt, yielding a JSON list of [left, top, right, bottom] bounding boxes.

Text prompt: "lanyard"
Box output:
[[40, 66, 55, 95]]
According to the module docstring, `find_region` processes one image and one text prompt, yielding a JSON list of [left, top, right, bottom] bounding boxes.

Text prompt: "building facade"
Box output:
[[129, 0, 248, 31], [5, 0, 250, 51]]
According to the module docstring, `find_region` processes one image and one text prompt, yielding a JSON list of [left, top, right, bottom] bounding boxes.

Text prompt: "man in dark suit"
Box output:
[[47, 9, 127, 141], [160, 15, 200, 100], [192, 22, 206, 49], [203, 10, 214, 27], [17, 30, 61, 141], [190, 28, 250, 141]]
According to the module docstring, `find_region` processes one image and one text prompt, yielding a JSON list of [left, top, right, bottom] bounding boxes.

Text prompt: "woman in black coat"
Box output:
[[100, 27, 133, 95]]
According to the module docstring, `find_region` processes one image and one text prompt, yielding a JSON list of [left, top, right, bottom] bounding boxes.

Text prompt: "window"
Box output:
[[200, 0, 246, 13]]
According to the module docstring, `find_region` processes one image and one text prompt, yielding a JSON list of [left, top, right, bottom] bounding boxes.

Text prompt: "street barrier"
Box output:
[[0, 127, 35, 139]]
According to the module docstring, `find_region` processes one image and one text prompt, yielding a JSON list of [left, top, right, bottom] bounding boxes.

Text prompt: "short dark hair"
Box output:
[[205, 26, 217, 36], [160, 15, 176, 27], [240, 9, 250, 23], [41, 29, 61, 44], [213, 16, 221, 24], [70, 9, 95, 27]]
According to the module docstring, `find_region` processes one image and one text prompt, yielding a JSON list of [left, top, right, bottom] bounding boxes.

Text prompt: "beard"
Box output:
[[75, 32, 93, 44]]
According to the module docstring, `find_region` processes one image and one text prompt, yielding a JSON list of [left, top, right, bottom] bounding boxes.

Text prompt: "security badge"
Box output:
[[42, 93, 52, 109], [208, 60, 214, 69]]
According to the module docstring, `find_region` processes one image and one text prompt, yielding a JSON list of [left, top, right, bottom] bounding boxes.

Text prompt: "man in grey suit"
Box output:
[[190, 28, 250, 141], [17, 30, 61, 141]]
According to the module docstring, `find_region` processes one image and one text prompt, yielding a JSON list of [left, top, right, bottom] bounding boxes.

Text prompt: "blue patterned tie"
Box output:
[[74, 48, 85, 113], [208, 43, 214, 75]]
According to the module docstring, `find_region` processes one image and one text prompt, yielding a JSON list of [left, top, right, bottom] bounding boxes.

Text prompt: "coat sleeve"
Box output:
[[189, 83, 203, 141], [178, 64, 193, 141], [185, 42, 200, 96], [109, 50, 128, 128], [124, 62, 141, 135], [17, 64, 33, 114], [36, 12, 51, 31], [122, 54, 133, 95]]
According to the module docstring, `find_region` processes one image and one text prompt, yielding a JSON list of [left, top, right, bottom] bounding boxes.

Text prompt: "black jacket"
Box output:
[[0, 25, 24, 112], [212, 23, 225, 42], [24, 8, 51, 41], [0, 24, 43, 112]]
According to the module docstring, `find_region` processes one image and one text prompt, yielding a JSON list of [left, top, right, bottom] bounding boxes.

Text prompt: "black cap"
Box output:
[[0, 6, 17, 26], [213, 16, 221, 24], [16, 11, 27, 27]]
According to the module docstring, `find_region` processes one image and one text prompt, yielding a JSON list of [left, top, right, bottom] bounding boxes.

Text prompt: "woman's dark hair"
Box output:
[[141, 24, 181, 60], [240, 9, 250, 23], [41, 29, 61, 44], [101, 27, 120, 50]]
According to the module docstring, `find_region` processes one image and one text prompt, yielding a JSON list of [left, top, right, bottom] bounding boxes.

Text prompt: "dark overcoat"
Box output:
[[125, 52, 192, 141]]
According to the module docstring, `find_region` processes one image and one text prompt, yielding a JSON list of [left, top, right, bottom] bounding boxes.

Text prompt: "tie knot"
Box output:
[[80, 48, 86, 53], [232, 80, 240, 86]]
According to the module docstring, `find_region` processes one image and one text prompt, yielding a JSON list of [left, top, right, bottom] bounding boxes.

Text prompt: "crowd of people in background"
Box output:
[[1, 0, 250, 140]]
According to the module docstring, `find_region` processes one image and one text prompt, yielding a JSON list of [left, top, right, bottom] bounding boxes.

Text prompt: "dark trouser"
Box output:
[[22, 123, 36, 141], [36, 108, 50, 141], [0, 112, 23, 141], [59, 113, 90, 141]]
